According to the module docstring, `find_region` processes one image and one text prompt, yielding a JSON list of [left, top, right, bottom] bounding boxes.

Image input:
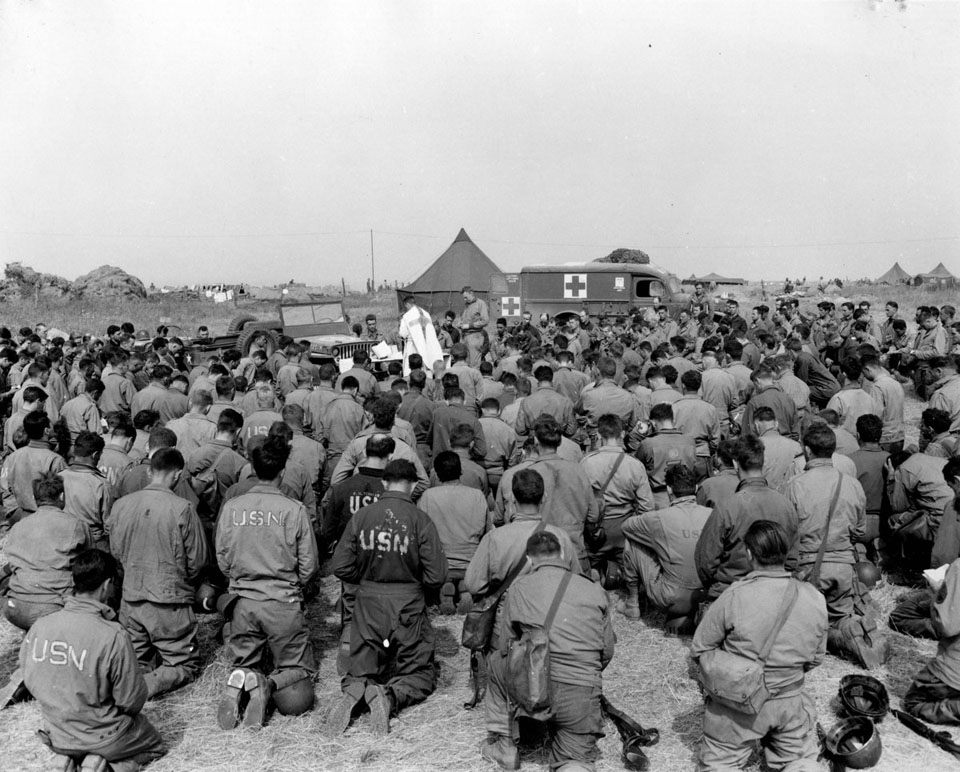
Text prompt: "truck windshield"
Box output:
[[282, 303, 346, 326]]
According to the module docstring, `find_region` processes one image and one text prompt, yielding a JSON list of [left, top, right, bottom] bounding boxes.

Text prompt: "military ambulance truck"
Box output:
[[490, 260, 689, 324]]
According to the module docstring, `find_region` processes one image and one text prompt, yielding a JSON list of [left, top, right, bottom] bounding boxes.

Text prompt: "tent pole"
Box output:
[[370, 229, 375, 290]]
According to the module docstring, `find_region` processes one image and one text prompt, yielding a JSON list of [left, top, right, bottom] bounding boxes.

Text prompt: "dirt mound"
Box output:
[[594, 248, 651, 264], [0, 262, 73, 301], [72, 265, 147, 299]]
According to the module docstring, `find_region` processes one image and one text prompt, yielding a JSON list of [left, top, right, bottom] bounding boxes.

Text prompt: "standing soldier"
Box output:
[[216, 436, 319, 729], [460, 286, 489, 368], [327, 460, 447, 737], [110, 448, 208, 698]]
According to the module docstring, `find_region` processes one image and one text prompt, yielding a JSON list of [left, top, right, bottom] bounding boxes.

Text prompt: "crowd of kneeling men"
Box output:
[[1, 293, 960, 772]]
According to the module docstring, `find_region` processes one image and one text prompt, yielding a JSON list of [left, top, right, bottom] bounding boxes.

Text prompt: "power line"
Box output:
[[0, 227, 957, 251]]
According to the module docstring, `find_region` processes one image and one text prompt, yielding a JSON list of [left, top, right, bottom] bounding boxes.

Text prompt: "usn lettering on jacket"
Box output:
[[27, 635, 87, 671], [230, 509, 289, 527], [358, 515, 411, 555]]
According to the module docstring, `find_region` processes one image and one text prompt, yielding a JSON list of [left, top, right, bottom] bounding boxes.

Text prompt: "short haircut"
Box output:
[[85, 377, 105, 396], [151, 447, 185, 473], [24, 410, 50, 440], [151, 363, 173, 381], [22, 385, 47, 405], [105, 413, 136, 440], [365, 433, 396, 459], [382, 459, 419, 483], [449, 423, 475, 449], [751, 364, 775, 382], [744, 520, 789, 566], [840, 359, 862, 382], [73, 431, 104, 458], [513, 468, 545, 505], [661, 364, 678, 384], [281, 403, 305, 426], [716, 439, 737, 467], [371, 399, 397, 429], [133, 409, 160, 430], [533, 415, 562, 448], [753, 406, 776, 424], [191, 389, 214, 408], [318, 363, 337, 382], [649, 403, 674, 422], [803, 424, 837, 458], [408, 369, 427, 389], [340, 375, 359, 391], [148, 426, 178, 450], [597, 413, 624, 440], [444, 387, 466, 402], [217, 408, 244, 434], [818, 409, 840, 428], [526, 529, 562, 558], [33, 471, 64, 504], [72, 549, 119, 594], [856, 414, 883, 444], [923, 407, 952, 435], [252, 436, 290, 480], [735, 435, 765, 471], [597, 357, 617, 378], [534, 365, 554, 382], [680, 369, 702, 391], [267, 420, 294, 444], [480, 397, 501, 412], [665, 464, 696, 496], [433, 450, 462, 482], [216, 375, 237, 397]]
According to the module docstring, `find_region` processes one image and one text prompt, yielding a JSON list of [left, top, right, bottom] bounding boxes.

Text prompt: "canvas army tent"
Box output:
[[914, 262, 957, 286], [876, 262, 911, 284], [397, 228, 503, 315], [689, 272, 745, 286]]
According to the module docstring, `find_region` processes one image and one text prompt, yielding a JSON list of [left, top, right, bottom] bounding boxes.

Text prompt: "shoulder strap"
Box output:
[[599, 453, 626, 495], [543, 570, 573, 632], [757, 580, 800, 663], [810, 471, 844, 585]]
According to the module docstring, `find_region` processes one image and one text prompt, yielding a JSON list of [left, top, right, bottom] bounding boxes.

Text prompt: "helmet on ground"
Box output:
[[193, 583, 218, 613], [824, 716, 882, 768], [839, 674, 889, 721], [272, 677, 315, 716], [855, 561, 882, 588]]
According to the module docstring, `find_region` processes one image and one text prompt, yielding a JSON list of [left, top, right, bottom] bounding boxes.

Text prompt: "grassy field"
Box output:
[[1, 283, 958, 771]]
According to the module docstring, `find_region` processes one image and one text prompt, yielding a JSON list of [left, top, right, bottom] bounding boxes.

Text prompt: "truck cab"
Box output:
[[490, 261, 688, 324]]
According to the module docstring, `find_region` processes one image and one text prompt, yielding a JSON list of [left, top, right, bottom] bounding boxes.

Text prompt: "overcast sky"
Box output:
[[1, 0, 957, 288]]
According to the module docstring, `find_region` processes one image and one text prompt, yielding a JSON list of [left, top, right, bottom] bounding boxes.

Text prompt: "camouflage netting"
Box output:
[[0, 263, 73, 302], [594, 248, 651, 264], [72, 265, 147, 299]]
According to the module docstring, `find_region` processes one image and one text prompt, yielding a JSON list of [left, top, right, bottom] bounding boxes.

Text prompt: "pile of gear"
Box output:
[[824, 674, 960, 769]]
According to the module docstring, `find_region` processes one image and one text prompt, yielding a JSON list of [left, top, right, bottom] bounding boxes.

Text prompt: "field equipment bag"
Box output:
[[698, 579, 799, 715], [188, 449, 231, 516], [461, 520, 546, 652], [585, 453, 624, 551], [505, 570, 572, 717]]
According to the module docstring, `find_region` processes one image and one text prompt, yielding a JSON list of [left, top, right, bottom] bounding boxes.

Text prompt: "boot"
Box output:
[[323, 681, 366, 738], [241, 670, 274, 729], [456, 581, 473, 615], [217, 669, 248, 730], [620, 585, 641, 620], [439, 582, 456, 615], [479, 733, 520, 770], [365, 684, 394, 737]]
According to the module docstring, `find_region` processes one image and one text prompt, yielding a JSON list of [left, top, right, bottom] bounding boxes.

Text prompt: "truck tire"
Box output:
[[227, 313, 257, 333], [237, 328, 279, 358]]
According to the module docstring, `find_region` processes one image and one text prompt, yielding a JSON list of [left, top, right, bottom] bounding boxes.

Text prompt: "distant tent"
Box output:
[[876, 262, 911, 284], [914, 262, 957, 286], [397, 228, 503, 315], [690, 272, 745, 286]]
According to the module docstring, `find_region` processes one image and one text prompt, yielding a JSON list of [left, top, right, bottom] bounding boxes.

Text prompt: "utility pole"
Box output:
[[370, 229, 375, 290]]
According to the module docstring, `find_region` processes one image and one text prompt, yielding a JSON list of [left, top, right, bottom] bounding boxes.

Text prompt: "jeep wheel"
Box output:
[[237, 328, 279, 358], [227, 313, 257, 333]]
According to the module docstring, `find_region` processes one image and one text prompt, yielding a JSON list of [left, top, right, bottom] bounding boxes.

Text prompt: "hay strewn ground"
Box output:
[[2, 281, 959, 771]]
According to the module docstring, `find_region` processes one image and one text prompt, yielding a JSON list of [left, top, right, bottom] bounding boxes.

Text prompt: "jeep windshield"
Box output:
[[279, 301, 351, 338]]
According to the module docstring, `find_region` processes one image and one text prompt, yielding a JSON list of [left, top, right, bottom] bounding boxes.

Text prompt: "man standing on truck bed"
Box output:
[[460, 286, 489, 368]]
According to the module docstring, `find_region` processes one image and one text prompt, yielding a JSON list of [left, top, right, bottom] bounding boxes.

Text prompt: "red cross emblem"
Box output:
[[564, 274, 587, 299]]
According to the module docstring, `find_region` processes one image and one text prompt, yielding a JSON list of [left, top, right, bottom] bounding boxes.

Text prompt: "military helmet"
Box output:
[[855, 561, 882, 589], [193, 582, 218, 614], [272, 677, 315, 716], [839, 674, 889, 721], [824, 716, 882, 768]]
